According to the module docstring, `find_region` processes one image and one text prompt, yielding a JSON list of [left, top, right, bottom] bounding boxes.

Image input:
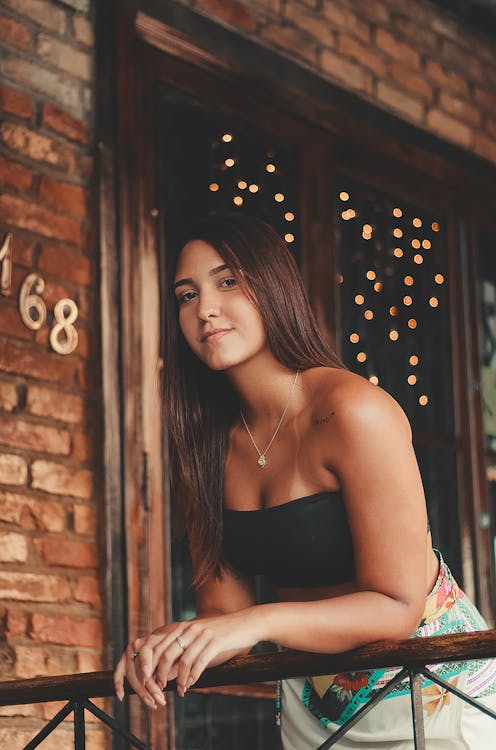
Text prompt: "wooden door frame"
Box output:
[[97, 2, 496, 746]]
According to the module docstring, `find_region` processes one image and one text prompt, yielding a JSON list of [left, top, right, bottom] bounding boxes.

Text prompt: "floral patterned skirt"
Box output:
[[279, 550, 496, 749]]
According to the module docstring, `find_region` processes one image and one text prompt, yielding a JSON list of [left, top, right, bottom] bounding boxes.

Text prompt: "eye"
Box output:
[[177, 290, 197, 304], [220, 277, 236, 288]]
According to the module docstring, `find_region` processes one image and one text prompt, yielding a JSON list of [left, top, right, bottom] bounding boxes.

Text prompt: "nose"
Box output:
[[197, 289, 220, 321]]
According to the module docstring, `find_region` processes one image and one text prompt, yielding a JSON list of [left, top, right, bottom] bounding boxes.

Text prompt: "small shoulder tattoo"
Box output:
[[313, 412, 335, 426]]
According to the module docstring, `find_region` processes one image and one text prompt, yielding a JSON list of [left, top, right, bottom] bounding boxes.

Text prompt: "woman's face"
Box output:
[[173, 240, 267, 371]]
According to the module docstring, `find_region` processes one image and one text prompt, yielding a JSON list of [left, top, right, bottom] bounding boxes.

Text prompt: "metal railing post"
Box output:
[[409, 668, 426, 750], [74, 700, 86, 750]]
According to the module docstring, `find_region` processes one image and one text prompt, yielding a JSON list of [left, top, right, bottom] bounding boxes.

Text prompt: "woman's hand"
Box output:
[[113, 607, 262, 709]]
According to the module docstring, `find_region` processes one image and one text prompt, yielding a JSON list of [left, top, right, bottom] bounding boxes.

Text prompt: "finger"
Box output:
[[141, 625, 192, 684], [125, 647, 160, 710], [154, 640, 186, 693], [175, 632, 212, 697], [183, 642, 219, 694], [113, 654, 126, 701]]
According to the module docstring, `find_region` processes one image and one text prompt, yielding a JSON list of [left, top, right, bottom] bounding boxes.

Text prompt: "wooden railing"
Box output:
[[0, 630, 495, 750]]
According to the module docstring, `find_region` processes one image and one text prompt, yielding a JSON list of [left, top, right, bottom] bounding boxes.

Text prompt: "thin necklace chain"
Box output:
[[240, 370, 300, 468]]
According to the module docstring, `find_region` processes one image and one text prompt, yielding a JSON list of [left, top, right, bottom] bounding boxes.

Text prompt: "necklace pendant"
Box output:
[[258, 455, 266, 468]]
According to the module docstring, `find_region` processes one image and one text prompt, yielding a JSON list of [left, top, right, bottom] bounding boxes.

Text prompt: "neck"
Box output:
[[226, 351, 304, 426]]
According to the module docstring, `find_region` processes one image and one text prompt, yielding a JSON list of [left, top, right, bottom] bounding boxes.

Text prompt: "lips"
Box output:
[[201, 328, 232, 343]]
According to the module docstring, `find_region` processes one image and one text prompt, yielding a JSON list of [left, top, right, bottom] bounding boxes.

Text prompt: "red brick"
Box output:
[[0, 381, 18, 412], [321, 49, 372, 95], [0, 703, 41, 718], [389, 64, 435, 103], [42, 103, 87, 144], [0, 531, 27, 562], [390, 14, 438, 55], [38, 279, 71, 309], [337, 33, 387, 77], [0, 571, 70, 602], [439, 92, 480, 127], [14, 643, 73, 679], [76, 650, 102, 673], [8, 233, 36, 267], [39, 176, 87, 218], [0, 490, 65, 532], [261, 23, 318, 64], [0, 303, 32, 341], [440, 38, 484, 81], [358, 0, 390, 24], [0, 453, 28, 486], [0, 85, 33, 119], [473, 86, 496, 114], [72, 15, 94, 47], [0, 154, 33, 191], [1, 123, 76, 172], [285, 3, 335, 46], [31, 460, 93, 499], [27, 385, 84, 425], [2, 52, 82, 113], [1, 0, 66, 34], [37, 34, 92, 82], [195, 0, 256, 32], [426, 108, 473, 148], [0, 418, 70, 456], [375, 28, 421, 69], [0, 14, 32, 51], [6, 609, 28, 636], [39, 243, 91, 287], [0, 729, 76, 749], [73, 502, 96, 535], [322, 1, 370, 43], [71, 431, 94, 462], [376, 81, 424, 124], [74, 576, 101, 608], [30, 612, 102, 648], [35, 537, 98, 567], [424, 59, 470, 97], [0, 338, 77, 386], [486, 116, 496, 140], [0, 194, 82, 243], [473, 132, 496, 164]]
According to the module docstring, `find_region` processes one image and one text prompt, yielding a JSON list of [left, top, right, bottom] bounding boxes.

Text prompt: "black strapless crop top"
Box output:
[[222, 491, 355, 588]]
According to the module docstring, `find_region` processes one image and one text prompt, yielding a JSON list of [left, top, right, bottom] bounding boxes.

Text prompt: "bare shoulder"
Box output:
[[306, 366, 412, 443]]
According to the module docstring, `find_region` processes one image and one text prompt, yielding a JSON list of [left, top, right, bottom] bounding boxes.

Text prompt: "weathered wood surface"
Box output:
[[0, 629, 495, 706]]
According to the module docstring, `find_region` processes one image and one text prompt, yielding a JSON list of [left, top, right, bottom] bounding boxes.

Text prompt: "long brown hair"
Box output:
[[163, 213, 345, 586]]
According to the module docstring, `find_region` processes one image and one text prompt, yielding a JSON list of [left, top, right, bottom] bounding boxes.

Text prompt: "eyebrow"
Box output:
[[173, 264, 230, 291]]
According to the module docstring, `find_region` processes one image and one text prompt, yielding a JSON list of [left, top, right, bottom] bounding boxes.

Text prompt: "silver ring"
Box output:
[[132, 651, 140, 659], [176, 636, 187, 651]]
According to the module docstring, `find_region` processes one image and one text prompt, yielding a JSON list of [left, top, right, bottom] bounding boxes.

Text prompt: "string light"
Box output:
[[355, 294, 365, 305], [409, 355, 419, 365], [274, 193, 284, 202], [429, 296, 439, 307], [422, 239, 431, 249], [209, 183, 219, 192], [266, 163, 276, 173], [348, 209, 356, 218], [364, 309, 374, 320], [340, 191, 350, 201], [249, 184, 259, 193], [366, 270, 376, 280], [369, 375, 379, 385], [285, 233, 294, 243], [404, 276, 414, 286], [393, 228, 403, 238], [357, 352, 367, 362], [350, 333, 360, 343], [222, 133, 233, 142], [408, 318, 417, 329], [413, 218, 422, 228], [393, 208, 403, 217], [389, 306, 398, 316], [225, 158, 235, 167], [412, 239, 421, 249], [403, 295, 413, 305], [393, 248, 404, 258], [362, 231, 372, 240], [238, 180, 247, 189], [336, 273, 344, 284], [435, 274, 444, 284], [432, 222, 440, 232], [342, 211, 351, 220], [408, 374, 417, 385], [374, 282, 383, 292], [363, 224, 373, 233], [419, 395, 429, 406], [390, 330, 399, 341], [285, 212, 294, 221], [414, 254, 423, 264], [233, 196, 243, 206]]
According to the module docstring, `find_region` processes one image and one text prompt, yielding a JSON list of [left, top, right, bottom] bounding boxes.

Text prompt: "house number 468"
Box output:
[[1, 232, 79, 356]]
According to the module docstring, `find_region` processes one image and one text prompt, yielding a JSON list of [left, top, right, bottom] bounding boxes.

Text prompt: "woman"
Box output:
[[114, 213, 496, 748]]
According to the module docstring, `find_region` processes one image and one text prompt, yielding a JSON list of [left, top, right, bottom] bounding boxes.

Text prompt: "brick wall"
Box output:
[[182, 0, 496, 164], [0, 0, 105, 747]]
